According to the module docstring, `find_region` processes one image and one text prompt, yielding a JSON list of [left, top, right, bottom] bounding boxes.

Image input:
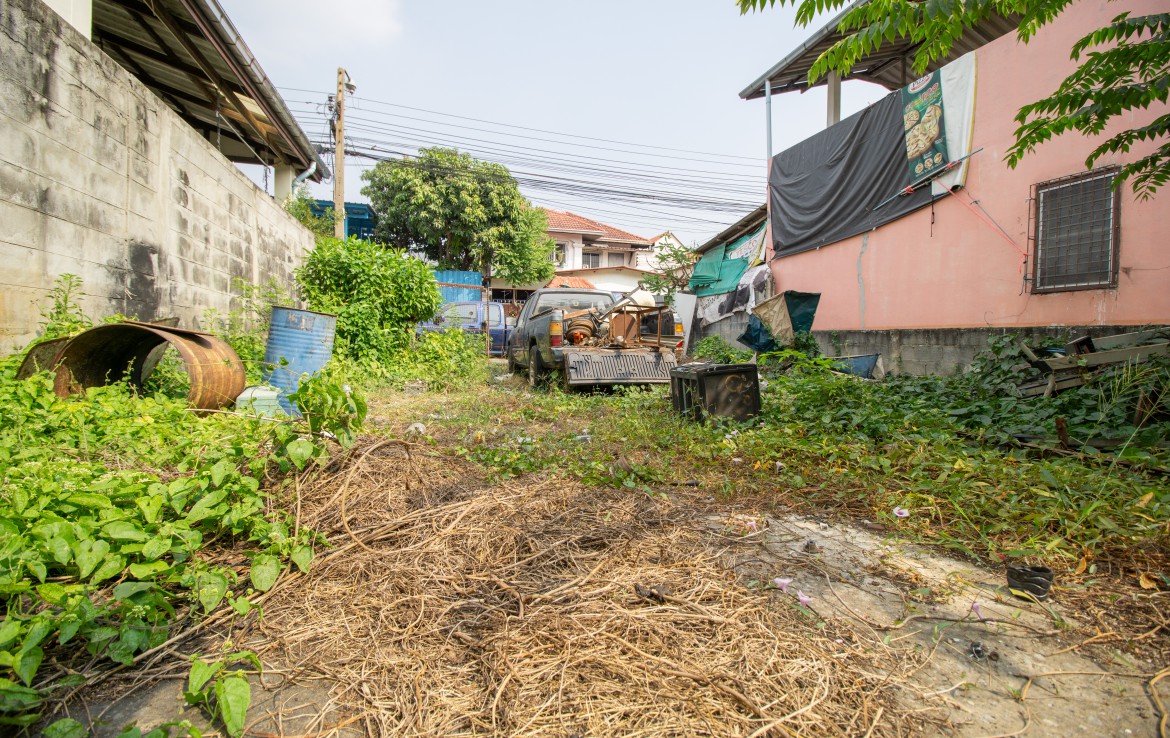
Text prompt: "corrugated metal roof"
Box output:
[[739, 0, 1019, 99], [696, 205, 767, 254], [92, 0, 327, 179]]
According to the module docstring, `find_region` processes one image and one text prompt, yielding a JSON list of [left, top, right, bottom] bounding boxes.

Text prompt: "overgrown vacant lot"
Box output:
[[5, 346, 1169, 736]]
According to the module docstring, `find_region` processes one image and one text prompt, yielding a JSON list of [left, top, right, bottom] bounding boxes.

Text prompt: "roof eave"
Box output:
[[696, 204, 767, 254], [181, 0, 329, 179], [739, 0, 861, 100]]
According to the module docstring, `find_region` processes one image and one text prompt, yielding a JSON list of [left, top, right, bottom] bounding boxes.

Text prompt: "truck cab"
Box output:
[[418, 301, 511, 356]]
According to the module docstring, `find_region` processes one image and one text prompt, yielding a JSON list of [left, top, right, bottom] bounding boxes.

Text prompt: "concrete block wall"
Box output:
[[696, 312, 752, 353], [815, 325, 1170, 376], [0, 0, 313, 354]]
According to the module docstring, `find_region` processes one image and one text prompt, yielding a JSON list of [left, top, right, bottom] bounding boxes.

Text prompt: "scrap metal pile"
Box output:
[[1018, 328, 1170, 398]]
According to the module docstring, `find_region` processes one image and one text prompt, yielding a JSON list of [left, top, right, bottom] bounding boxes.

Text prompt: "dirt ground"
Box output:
[[64, 378, 1169, 737]]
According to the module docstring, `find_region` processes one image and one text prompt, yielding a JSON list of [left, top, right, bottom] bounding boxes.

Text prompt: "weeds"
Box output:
[[0, 283, 369, 730], [426, 342, 1168, 568]]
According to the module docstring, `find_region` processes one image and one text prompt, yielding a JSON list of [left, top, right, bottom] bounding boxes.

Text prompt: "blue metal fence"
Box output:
[[433, 270, 483, 302]]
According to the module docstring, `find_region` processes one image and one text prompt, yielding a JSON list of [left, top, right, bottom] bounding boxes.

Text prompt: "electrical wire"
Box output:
[[277, 87, 760, 162], [336, 144, 758, 212], [287, 106, 764, 186]]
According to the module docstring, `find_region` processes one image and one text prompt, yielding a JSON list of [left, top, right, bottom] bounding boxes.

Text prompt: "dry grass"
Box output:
[[239, 437, 928, 737]]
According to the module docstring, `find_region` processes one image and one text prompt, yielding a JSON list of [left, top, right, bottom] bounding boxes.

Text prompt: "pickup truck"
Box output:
[[507, 288, 679, 389], [417, 300, 511, 356]]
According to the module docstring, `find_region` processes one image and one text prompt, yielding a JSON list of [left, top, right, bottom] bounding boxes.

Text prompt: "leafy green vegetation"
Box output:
[[283, 184, 335, 241], [691, 336, 753, 364], [36, 275, 91, 341], [294, 235, 488, 390], [361, 147, 556, 285], [183, 651, 261, 737], [0, 289, 370, 729], [429, 340, 1167, 568], [295, 236, 443, 365]]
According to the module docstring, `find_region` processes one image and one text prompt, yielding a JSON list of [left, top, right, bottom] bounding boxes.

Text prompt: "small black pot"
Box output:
[[1006, 564, 1055, 601]]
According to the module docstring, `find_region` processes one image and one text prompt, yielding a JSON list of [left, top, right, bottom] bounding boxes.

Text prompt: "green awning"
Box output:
[[688, 243, 726, 291], [689, 222, 766, 297], [693, 257, 750, 297]]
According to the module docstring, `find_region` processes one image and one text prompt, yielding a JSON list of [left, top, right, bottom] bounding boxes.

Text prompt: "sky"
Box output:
[[221, 0, 889, 247]]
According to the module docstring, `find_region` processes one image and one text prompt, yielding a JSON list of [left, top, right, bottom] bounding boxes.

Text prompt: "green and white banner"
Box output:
[[901, 69, 948, 181]]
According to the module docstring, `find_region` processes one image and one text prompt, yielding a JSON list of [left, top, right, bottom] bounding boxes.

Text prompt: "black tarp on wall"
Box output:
[[769, 91, 935, 259]]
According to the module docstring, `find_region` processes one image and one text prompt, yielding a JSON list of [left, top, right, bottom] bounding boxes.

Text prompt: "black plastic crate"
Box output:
[[670, 363, 760, 422]]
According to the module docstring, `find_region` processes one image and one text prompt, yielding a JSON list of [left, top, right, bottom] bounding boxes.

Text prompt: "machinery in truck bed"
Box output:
[[507, 288, 681, 389]]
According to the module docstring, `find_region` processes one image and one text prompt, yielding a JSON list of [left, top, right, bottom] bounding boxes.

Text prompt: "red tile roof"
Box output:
[[543, 209, 604, 234], [540, 208, 651, 246], [546, 276, 597, 289]]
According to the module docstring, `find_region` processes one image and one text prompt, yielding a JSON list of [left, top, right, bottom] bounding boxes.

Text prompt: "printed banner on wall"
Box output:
[[901, 70, 947, 181]]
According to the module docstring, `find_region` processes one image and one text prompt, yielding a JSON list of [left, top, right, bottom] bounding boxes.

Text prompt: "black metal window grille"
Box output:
[[1032, 169, 1120, 292]]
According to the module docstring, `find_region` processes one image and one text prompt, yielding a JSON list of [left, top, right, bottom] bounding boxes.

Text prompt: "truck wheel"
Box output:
[[528, 346, 543, 387]]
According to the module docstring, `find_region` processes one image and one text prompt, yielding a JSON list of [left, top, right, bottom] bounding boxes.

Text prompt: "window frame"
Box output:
[[1030, 168, 1121, 294], [581, 252, 601, 269]]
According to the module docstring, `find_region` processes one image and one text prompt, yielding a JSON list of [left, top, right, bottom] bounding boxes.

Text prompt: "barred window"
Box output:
[[582, 252, 601, 268], [1032, 169, 1120, 292]]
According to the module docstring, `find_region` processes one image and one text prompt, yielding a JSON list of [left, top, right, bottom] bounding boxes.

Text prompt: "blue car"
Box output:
[[417, 301, 513, 356]]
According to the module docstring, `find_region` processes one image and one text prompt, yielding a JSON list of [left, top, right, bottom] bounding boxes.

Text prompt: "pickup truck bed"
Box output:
[[509, 288, 677, 388]]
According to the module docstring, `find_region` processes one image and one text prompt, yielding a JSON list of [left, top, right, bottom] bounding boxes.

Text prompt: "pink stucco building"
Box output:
[[738, 0, 1167, 373]]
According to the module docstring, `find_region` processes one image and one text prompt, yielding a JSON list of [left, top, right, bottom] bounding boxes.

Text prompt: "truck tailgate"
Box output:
[[564, 348, 677, 386]]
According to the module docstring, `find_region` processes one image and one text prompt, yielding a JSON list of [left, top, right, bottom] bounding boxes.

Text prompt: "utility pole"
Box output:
[[333, 67, 352, 239]]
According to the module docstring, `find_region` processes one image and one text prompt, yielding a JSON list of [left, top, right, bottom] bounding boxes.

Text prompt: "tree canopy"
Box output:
[[738, 0, 1170, 199], [360, 147, 556, 284]]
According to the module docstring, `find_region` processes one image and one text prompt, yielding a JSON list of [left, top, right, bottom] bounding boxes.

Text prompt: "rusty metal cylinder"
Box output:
[[51, 322, 245, 411]]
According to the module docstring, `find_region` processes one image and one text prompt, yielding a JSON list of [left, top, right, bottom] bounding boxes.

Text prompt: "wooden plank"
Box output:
[[1041, 342, 1168, 371], [1091, 329, 1170, 351]]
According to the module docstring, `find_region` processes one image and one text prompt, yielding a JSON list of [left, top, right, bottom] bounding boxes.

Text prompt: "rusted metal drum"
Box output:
[[16, 337, 72, 379], [51, 321, 245, 411]]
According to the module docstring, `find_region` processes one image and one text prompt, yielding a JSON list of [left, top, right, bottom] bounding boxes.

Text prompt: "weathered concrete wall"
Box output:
[[0, 0, 314, 354], [697, 312, 751, 353], [814, 325, 1170, 376]]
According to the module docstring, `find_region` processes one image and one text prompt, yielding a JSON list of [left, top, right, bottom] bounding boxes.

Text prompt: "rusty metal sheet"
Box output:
[[52, 322, 245, 410], [16, 337, 72, 380], [564, 349, 677, 386]]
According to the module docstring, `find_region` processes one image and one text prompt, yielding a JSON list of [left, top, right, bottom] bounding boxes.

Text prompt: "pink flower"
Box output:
[[893, 506, 910, 518], [773, 578, 792, 594], [970, 602, 984, 621], [797, 591, 812, 606], [745, 520, 758, 533]]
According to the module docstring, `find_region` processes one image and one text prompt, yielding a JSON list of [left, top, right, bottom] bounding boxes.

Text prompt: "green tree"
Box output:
[[738, 0, 1170, 198], [360, 147, 556, 284], [283, 184, 335, 240], [641, 239, 699, 306]]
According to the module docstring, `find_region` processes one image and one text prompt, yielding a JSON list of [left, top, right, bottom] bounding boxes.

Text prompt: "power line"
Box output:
[[278, 86, 761, 162], [290, 106, 763, 185], [330, 133, 763, 199], [338, 145, 758, 212]]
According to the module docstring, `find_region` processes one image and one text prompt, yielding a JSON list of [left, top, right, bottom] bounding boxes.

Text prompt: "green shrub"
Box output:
[[295, 237, 442, 364], [691, 336, 753, 364]]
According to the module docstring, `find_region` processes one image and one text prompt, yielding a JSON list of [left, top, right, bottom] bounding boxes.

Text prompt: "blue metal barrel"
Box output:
[[262, 307, 337, 415]]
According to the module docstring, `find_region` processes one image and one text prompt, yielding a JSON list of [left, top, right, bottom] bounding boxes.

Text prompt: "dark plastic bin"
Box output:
[[670, 363, 760, 422]]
